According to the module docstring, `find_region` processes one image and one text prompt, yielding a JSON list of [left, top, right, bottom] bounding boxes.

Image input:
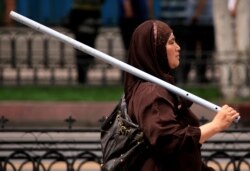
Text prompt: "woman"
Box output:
[[123, 20, 239, 171]]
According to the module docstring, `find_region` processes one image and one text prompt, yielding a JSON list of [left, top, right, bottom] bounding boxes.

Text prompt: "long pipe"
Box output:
[[10, 11, 240, 122]]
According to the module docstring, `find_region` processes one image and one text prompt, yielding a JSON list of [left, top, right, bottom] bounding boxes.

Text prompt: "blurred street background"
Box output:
[[0, 0, 250, 170]]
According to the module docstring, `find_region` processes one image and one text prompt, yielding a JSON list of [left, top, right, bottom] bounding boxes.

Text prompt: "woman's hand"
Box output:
[[211, 105, 239, 132], [199, 105, 239, 144]]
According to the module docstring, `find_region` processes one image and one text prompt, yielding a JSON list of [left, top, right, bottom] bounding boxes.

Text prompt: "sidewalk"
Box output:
[[0, 101, 117, 128], [0, 101, 249, 128], [0, 101, 219, 128]]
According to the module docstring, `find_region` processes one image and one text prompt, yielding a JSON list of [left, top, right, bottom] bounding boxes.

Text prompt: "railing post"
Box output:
[[0, 67, 3, 85], [0, 116, 8, 129], [27, 33, 33, 68], [16, 67, 21, 85], [33, 67, 38, 85], [67, 66, 73, 85], [50, 67, 55, 85], [10, 34, 16, 68], [59, 42, 65, 68], [43, 37, 49, 68]]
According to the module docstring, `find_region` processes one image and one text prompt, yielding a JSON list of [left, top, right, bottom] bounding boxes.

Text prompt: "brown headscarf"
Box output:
[[124, 20, 174, 103]]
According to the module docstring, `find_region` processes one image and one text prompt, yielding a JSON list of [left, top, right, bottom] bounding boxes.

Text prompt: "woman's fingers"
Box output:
[[220, 105, 239, 124], [232, 112, 240, 119]]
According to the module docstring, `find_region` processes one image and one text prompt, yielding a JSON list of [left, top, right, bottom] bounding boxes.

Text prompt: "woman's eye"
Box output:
[[169, 40, 174, 44]]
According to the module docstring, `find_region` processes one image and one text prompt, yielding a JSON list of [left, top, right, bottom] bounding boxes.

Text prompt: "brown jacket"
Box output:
[[127, 82, 215, 171]]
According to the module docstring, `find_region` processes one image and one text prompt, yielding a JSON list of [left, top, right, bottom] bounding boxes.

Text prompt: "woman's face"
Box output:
[[166, 33, 181, 69]]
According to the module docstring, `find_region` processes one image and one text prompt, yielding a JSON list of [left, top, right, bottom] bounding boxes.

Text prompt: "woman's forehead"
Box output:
[[167, 33, 175, 40]]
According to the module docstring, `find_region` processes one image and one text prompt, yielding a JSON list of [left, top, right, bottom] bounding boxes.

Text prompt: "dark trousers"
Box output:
[[75, 33, 97, 84], [181, 25, 215, 83], [68, 9, 100, 84], [119, 18, 144, 51]]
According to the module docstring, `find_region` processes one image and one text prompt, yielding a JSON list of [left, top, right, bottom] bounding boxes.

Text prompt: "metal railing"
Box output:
[[202, 129, 250, 171], [1, 26, 249, 86], [0, 127, 250, 171], [0, 27, 124, 86], [0, 128, 102, 171]]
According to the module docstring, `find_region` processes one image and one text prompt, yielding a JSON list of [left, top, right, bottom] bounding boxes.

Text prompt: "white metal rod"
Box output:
[[10, 11, 240, 122]]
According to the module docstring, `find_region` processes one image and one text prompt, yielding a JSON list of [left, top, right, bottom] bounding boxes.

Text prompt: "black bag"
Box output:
[[100, 97, 149, 171]]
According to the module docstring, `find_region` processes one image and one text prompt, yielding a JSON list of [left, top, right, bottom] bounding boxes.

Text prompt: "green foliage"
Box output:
[[185, 86, 221, 102], [0, 85, 222, 102], [0, 85, 123, 101]]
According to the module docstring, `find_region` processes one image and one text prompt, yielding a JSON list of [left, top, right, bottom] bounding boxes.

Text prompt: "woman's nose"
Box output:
[[176, 43, 181, 51]]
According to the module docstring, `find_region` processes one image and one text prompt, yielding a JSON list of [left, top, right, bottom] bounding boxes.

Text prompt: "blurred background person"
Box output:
[[0, 0, 5, 25], [227, 0, 250, 98], [182, 0, 214, 84], [213, 0, 250, 99], [227, 0, 238, 17], [118, 0, 154, 54], [66, 0, 105, 84], [0, 0, 16, 26]]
